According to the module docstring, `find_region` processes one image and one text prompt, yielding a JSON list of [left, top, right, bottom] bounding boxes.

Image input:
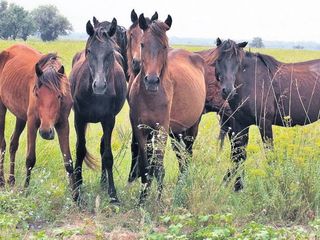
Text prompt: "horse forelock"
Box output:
[[35, 53, 69, 96], [218, 40, 244, 63], [148, 20, 169, 47]]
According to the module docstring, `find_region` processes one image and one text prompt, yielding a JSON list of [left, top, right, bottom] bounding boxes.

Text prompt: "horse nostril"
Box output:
[[93, 81, 97, 88], [156, 77, 160, 84], [222, 88, 228, 96], [49, 128, 53, 135], [144, 76, 148, 81]]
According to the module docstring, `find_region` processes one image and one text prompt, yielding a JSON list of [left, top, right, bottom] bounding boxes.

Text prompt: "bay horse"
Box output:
[[214, 38, 320, 191], [70, 18, 127, 203], [126, 9, 158, 182], [128, 14, 206, 204], [0, 44, 75, 195]]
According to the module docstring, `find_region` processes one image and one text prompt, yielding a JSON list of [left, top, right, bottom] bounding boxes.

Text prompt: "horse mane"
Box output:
[[245, 51, 281, 74], [203, 48, 219, 66], [35, 53, 69, 96]]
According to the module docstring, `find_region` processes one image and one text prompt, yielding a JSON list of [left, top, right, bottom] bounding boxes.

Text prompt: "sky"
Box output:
[[6, 0, 320, 42]]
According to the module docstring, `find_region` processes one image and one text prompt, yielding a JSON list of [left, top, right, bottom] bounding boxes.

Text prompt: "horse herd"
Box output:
[[0, 9, 319, 205]]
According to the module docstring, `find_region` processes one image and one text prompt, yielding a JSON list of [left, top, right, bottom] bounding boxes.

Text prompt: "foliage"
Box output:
[[0, 1, 35, 40], [250, 37, 264, 48], [31, 5, 73, 41]]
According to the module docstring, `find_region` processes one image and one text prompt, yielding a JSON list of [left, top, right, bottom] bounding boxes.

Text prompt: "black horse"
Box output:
[[214, 38, 320, 191], [69, 18, 127, 203], [92, 17, 128, 81]]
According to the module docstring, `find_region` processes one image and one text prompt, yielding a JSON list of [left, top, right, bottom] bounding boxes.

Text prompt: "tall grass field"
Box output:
[[1, 40, 320, 239]]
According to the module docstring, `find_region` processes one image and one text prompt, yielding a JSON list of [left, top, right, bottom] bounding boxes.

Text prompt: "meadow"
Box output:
[[1, 39, 320, 239]]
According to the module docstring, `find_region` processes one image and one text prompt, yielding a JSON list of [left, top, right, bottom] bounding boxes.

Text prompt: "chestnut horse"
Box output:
[[127, 10, 233, 151], [0, 44, 75, 194], [214, 38, 320, 191], [128, 14, 206, 203], [70, 18, 127, 203]]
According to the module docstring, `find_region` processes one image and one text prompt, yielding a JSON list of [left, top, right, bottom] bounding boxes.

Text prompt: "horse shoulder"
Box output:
[[0, 50, 10, 75]]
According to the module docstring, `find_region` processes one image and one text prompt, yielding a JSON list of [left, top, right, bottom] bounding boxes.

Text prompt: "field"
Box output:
[[1, 40, 320, 239]]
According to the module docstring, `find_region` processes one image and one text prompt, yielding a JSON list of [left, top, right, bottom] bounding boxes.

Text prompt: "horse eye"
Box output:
[[140, 43, 144, 48], [86, 49, 91, 54], [58, 95, 62, 100]]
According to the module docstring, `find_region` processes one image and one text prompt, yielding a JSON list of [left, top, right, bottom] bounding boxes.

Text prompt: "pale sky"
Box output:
[[6, 0, 320, 42]]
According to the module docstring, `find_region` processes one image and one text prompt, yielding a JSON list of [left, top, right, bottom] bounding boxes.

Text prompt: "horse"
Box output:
[[127, 10, 233, 151], [128, 14, 206, 204], [213, 38, 320, 191], [69, 18, 127, 203], [0, 44, 75, 196], [126, 9, 158, 182]]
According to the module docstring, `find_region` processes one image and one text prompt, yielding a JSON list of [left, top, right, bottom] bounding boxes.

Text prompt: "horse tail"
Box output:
[[83, 147, 98, 170]]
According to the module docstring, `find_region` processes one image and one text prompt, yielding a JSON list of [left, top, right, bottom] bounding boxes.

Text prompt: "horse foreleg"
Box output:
[[74, 115, 87, 190], [0, 102, 6, 187], [223, 123, 249, 191], [153, 131, 167, 201], [25, 119, 37, 188], [128, 130, 140, 182], [55, 119, 77, 200], [100, 117, 119, 203], [8, 118, 26, 186]]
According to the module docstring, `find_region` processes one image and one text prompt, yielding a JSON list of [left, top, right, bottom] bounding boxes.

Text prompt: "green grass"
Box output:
[[1, 40, 320, 239]]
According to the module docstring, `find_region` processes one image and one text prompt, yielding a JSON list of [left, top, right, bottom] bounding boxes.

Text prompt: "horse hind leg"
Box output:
[[8, 118, 26, 186], [0, 102, 7, 187]]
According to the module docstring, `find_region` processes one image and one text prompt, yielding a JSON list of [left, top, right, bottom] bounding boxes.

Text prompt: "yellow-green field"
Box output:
[[1, 40, 320, 239]]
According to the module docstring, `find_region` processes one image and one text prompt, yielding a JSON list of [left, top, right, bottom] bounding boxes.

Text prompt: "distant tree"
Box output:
[[250, 37, 264, 48], [31, 5, 73, 41], [0, 3, 34, 40], [18, 15, 36, 41], [293, 45, 304, 49], [0, 0, 8, 14]]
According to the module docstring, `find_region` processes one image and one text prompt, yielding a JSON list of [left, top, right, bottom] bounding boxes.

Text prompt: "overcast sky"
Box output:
[[6, 0, 320, 42]]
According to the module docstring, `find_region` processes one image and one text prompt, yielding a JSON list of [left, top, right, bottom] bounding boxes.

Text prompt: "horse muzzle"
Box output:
[[39, 128, 55, 140], [144, 75, 160, 92], [92, 80, 107, 95], [221, 87, 236, 100]]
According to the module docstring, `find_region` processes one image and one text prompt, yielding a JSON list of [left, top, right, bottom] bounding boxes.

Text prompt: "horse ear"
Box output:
[[164, 15, 172, 30], [108, 18, 117, 37], [131, 9, 138, 23], [35, 63, 43, 77], [93, 16, 99, 27], [86, 20, 94, 36], [237, 41, 248, 48], [139, 14, 148, 31], [216, 38, 222, 46], [58, 65, 65, 75], [151, 11, 158, 21]]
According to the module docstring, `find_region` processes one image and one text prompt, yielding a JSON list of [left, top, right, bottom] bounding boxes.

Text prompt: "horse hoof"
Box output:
[[234, 177, 244, 192], [109, 197, 120, 204], [0, 179, 5, 188], [7, 176, 15, 186]]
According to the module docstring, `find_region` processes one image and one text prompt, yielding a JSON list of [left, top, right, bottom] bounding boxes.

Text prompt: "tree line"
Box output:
[[0, 0, 72, 41]]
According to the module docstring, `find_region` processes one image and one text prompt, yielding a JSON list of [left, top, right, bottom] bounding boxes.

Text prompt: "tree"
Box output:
[[250, 37, 264, 48], [32, 5, 72, 41], [0, 2, 34, 40], [0, 0, 8, 14]]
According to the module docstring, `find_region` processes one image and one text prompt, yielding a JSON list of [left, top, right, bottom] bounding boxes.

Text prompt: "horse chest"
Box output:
[[74, 96, 115, 123]]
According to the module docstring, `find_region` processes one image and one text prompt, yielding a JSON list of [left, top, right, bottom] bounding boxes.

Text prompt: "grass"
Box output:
[[1, 40, 320, 239]]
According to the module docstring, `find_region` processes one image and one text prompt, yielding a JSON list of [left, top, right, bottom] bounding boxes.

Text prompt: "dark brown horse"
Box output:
[[128, 14, 206, 204], [70, 18, 127, 203], [0, 44, 75, 195], [214, 38, 320, 191]]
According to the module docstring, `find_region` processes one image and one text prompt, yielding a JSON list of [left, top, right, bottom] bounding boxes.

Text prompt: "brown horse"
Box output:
[[213, 38, 320, 191], [127, 10, 233, 150], [128, 14, 206, 204], [0, 44, 75, 195]]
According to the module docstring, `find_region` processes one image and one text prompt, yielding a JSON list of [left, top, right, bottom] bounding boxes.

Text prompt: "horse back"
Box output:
[[168, 49, 206, 131]]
